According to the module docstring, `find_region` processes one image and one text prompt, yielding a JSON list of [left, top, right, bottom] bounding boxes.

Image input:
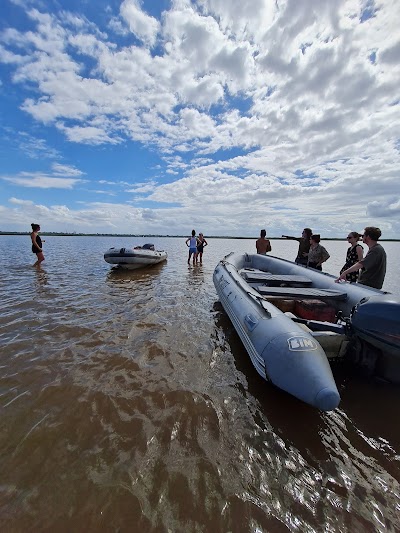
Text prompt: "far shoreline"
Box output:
[[1, 232, 399, 242]]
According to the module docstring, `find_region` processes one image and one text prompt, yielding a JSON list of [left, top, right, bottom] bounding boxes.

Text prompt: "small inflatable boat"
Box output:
[[213, 252, 400, 411], [104, 243, 167, 270]]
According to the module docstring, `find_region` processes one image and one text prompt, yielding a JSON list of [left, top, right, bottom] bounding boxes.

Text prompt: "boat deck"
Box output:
[[242, 271, 313, 286], [240, 268, 347, 301], [257, 286, 347, 301], [239, 267, 349, 359]]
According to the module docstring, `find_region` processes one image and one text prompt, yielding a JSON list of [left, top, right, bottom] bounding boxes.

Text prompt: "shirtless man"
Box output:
[[256, 229, 271, 255]]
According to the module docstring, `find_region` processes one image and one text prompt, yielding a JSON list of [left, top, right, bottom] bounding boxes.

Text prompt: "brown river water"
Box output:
[[1, 236, 400, 532]]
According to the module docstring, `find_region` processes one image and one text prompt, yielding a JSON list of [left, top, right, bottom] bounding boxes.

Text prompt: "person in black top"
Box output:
[[340, 232, 363, 282], [196, 233, 208, 264], [31, 223, 45, 265], [282, 228, 312, 265], [336, 227, 386, 289]]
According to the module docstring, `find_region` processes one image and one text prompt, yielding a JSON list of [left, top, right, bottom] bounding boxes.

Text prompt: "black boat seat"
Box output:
[[257, 286, 347, 301], [242, 272, 313, 286]]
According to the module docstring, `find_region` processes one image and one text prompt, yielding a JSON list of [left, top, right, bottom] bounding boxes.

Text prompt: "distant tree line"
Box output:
[[0, 231, 397, 241]]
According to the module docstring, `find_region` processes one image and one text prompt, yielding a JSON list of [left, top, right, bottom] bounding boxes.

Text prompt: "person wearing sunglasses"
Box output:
[[339, 232, 364, 282], [281, 228, 312, 265], [336, 227, 386, 289]]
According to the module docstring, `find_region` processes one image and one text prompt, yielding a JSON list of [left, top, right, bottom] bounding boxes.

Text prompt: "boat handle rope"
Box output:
[[247, 290, 272, 318]]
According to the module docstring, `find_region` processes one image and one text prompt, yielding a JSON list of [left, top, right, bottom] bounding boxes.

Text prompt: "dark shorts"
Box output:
[[295, 257, 308, 265], [197, 245, 204, 253], [308, 262, 322, 271]]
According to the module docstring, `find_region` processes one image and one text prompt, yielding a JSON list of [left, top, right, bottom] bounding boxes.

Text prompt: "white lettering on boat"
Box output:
[[287, 336, 318, 351]]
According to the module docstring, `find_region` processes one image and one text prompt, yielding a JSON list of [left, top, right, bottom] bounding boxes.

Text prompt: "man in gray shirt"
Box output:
[[336, 227, 386, 289]]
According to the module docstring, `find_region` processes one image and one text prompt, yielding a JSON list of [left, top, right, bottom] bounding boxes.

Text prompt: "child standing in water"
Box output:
[[185, 229, 199, 265], [31, 223, 45, 266]]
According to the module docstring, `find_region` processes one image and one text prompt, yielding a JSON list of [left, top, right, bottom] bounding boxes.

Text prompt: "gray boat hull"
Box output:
[[104, 246, 167, 270], [214, 254, 341, 410], [213, 252, 400, 409]]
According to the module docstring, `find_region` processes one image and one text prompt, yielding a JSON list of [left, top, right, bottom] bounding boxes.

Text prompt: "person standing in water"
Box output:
[[306, 234, 330, 271], [282, 228, 312, 265], [255, 229, 271, 255], [336, 227, 386, 289], [185, 229, 199, 265], [340, 231, 364, 282], [31, 223, 45, 266], [196, 233, 208, 264]]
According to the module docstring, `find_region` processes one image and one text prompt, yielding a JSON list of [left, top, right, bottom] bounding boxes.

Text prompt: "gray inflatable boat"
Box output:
[[104, 243, 167, 270], [213, 252, 400, 411]]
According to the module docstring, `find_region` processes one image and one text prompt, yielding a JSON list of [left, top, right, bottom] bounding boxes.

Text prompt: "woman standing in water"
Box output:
[[31, 223, 45, 265], [282, 228, 312, 265], [306, 234, 329, 271], [340, 231, 363, 282], [196, 233, 208, 264], [185, 229, 199, 265]]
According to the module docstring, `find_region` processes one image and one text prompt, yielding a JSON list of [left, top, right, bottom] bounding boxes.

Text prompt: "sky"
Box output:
[[0, 0, 399, 238]]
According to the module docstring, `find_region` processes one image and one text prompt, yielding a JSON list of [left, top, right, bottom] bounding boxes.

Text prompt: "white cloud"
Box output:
[[120, 0, 160, 47], [16, 132, 60, 159], [3, 173, 82, 189], [0, 0, 399, 236], [52, 163, 84, 176], [0, 44, 26, 65], [8, 197, 34, 205], [367, 199, 400, 217], [126, 180, 157, 193], [56, 123, 121, 145]]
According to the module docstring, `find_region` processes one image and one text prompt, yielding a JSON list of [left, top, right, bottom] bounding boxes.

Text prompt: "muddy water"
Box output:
[[1, 236, 399, 532]]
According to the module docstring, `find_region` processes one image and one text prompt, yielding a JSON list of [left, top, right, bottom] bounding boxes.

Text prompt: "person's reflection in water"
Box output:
[[34, 266, 48, 289], [186, 263, 205, 288]]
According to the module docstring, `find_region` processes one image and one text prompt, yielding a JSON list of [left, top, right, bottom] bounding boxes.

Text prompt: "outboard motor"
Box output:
[[350, 295, 400, 382], [351, 295, 400, 355]]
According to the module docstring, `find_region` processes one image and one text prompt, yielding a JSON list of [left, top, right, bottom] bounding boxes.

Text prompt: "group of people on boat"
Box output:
[[185, 230, 208, 265], [257, 226, 387, 290]]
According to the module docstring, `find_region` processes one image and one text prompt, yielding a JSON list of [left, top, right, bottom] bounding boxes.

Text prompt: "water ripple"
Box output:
[[0, 236, 399, 531]]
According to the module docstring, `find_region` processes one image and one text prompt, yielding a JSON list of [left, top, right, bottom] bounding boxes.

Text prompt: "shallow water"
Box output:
[[1, 236, 400, 532]]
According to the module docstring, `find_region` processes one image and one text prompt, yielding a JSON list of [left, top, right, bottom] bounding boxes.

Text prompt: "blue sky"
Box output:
[[1, 0, 399, 237]]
